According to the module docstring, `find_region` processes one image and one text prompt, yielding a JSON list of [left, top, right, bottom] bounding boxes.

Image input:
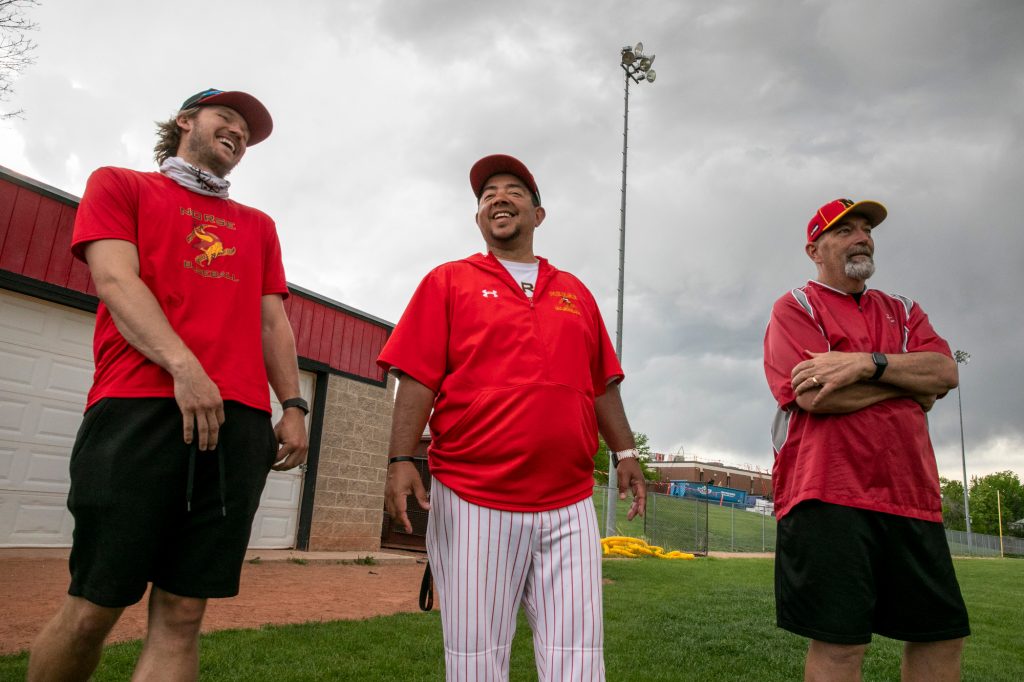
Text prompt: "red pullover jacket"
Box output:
[[378, 252, 623, 511]]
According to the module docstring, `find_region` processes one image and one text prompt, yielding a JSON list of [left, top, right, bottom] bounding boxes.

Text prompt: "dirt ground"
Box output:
[[0, 550, 771, 656], [0, 555, 430, 656]]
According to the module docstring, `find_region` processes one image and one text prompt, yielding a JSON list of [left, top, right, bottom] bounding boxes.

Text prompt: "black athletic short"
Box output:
[[775, 500, 970, 645], [67, 398, 277, 608]]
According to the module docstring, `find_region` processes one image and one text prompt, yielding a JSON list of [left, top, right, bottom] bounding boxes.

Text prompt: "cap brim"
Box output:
[[191, 91, 273, 146], [825, 200, 888, 234]]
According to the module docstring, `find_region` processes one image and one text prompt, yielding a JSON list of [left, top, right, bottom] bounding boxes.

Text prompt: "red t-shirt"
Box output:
[[378, 253, 623, 512], [763, 280, 952, 522], [71, 167, 288, 413]]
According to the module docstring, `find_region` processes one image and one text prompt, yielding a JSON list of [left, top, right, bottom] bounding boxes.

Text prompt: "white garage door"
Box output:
[[0, 288, 313, 549], [248, 374, 314, 549]]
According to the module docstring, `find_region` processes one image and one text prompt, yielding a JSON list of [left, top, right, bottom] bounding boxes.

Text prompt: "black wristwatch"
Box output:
[[870, 352, 888, 381], [281, 397, 310, 415]]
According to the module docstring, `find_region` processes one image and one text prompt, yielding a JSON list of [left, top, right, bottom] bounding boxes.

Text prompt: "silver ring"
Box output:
[[299, 463, 308, 472], [811, 376, 820, 386]]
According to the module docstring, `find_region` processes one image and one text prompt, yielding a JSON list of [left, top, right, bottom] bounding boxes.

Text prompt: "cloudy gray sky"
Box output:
[[2, 0, 1021, 483]]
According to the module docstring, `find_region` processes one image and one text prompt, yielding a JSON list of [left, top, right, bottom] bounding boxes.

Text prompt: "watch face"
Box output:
[[871, 352, 887, 380]]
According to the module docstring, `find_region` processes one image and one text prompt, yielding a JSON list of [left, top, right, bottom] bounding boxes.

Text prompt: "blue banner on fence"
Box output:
[[670, 481, 748, 506]]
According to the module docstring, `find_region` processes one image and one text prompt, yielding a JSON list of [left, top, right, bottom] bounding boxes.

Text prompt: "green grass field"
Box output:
[[2, 558, 1020, 681]]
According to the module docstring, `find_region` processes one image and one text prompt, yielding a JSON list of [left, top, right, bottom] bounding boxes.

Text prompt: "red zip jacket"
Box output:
[[378, 252, 623, 511]]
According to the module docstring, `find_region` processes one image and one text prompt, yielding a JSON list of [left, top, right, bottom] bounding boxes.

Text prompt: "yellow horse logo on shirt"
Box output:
[[186, 224, 236, 266]]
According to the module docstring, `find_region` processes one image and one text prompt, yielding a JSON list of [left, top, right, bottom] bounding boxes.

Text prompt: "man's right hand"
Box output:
[[385, 461, 430, 533], [172, 357, 224, 450]]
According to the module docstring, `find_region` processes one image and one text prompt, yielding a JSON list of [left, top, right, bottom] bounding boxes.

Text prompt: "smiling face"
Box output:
[[806, 213, 877, 292], [176, 104, 250, 177], [474, 173, 545, 255]]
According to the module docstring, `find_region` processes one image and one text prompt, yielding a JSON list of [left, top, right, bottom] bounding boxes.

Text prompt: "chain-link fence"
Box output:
[[595, 487, 779, 554], [593, 486, 709, 555], [946, 529, 1024, 557], [594, 485, 1023, 558], [705, 501, 776, 553]]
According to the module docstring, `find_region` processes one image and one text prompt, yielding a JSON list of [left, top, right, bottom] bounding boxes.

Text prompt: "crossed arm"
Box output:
[[790, 350, 958, 414]]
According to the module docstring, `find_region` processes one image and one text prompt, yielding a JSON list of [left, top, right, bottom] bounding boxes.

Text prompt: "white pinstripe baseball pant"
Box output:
[[426, 479, 605, 682]]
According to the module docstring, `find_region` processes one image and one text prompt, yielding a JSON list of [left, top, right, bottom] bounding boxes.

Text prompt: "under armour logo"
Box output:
[[482, 290, 498, 298]]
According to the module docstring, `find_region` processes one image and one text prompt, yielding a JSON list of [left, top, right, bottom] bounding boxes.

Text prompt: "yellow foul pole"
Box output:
[[997, 490, 1004, 558]]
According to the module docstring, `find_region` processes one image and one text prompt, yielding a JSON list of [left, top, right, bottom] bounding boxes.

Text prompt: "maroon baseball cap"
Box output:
[[179, 88, 273, 146], [806, 198, 887, 242], [470, 154, 541, 204]]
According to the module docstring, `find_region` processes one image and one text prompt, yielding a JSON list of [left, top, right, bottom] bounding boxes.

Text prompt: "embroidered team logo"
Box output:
[[885, 312, 897, 324], [186, 223, 236, 266], [549, 290, 581, 315], [482, 289, 499, 298]]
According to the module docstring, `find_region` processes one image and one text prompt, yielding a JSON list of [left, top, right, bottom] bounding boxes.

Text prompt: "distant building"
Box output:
[[648, 456, 773, 500]]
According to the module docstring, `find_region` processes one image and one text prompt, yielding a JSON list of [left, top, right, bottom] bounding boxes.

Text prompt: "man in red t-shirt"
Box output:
[[28, 89, 309, 682], [379, 154, 646, 680], [763, 198, 969, 681]]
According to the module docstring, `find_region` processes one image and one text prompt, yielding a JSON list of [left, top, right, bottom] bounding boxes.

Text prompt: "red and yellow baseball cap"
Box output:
[[807, 198, 887, 242], [470, 154, 541, 204], [179, 88, 273, 146]]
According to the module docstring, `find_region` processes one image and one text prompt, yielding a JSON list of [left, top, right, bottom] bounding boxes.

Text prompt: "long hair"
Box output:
[[153, 107, 200, 165]]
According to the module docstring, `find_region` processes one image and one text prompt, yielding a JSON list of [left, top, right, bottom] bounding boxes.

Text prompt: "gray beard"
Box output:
[[845, 257, 875, 280]]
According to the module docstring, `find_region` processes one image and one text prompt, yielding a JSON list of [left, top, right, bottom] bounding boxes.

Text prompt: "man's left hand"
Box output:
[[272, 409, 309, 471], [616, 458, 647, 520], [792, 350, 872, 405]]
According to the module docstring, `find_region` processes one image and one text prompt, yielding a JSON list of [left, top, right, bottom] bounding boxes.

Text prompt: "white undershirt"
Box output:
[[497, 258, 539, 298]]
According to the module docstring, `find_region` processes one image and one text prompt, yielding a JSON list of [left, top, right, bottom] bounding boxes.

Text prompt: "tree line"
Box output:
[[941, 471, 1024, 538]]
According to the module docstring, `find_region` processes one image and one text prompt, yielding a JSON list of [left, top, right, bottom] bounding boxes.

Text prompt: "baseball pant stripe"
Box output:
[[426, 479, 605, 682]]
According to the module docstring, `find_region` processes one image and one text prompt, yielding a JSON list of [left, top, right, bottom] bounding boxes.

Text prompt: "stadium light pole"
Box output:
[[954, 349, 972, 551], [606, 42, 657, 536]]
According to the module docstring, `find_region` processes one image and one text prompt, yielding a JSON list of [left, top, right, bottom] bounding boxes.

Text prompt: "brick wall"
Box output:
[[307, 373, 395, 551]]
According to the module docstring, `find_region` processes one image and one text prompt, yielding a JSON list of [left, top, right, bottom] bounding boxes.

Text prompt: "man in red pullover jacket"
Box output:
[[763, 198, 969, 681], [378, 154, 646, 681]]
